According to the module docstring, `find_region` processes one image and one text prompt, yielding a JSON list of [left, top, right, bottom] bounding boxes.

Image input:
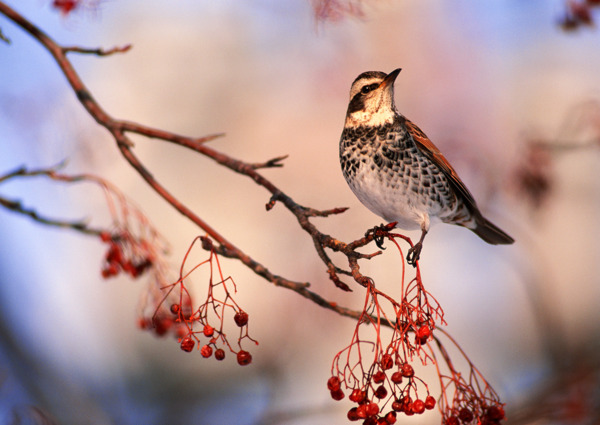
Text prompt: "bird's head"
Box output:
[[344, 68, 401, 128]]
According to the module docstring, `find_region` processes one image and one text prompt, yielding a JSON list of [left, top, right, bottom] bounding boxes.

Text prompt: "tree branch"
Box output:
[[0, 1, 401, 315]]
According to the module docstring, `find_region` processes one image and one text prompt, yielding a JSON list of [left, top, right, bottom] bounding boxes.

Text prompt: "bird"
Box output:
[[339, 68, 514, 266]]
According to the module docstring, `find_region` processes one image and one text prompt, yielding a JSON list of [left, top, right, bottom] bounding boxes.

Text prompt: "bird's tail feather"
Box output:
[[471, 216, 514, 245]]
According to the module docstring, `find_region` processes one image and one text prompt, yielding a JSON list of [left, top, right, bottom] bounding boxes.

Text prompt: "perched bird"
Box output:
[[339, 68, 514, 265]]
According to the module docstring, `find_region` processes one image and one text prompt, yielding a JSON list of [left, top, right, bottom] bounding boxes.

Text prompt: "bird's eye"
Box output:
[[361, 84, 377, 94]]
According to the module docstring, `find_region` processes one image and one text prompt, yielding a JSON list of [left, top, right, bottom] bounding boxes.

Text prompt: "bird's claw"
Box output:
[[365, 223, 391, 250], [406, 242, 422, 267]]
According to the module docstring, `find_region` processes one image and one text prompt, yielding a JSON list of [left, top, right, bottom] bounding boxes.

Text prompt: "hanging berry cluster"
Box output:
[[51, 0, 101, 16], [100, 231, 153, 279], [97, 177, 168, 283], [141, 236, 257, 365], [327, 232, 505, 424], [434, 332, 506, 425], [559, 0, 600, 30]]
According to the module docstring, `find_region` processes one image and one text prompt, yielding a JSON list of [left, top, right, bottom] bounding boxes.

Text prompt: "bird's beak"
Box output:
[[379, 68, 402, 89]]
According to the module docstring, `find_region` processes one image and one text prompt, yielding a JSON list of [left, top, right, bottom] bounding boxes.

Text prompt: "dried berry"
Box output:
[[412, 399, 425, 414], [180, 337, 195, 352], [373, 370, 386, 383], [385, 411, 397, 424], [203, 324, 214, 337], [380, 353, 393, 370], [234, 311, 249, 327], [330, 388, 345, 400], [486, 405, 505, 420], [458, 407, 474, 423], [424, 395, 436, 410], [365, 402, 379, 417], [374, 385, 387, 399], [327, 376, 341, 391], [446, 416, 460, 425], [236, 350, 252, 365], [349, 389, 366, 403], [400, 363, 414, 378], [390, 371, 403, 384], [347, 407, 360, 421], [200, 344, 213, 358], [214, 348, 226, 361]]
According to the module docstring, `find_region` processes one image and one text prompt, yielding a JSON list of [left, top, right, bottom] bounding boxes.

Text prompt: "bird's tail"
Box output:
[[471, 216, 514, 245]]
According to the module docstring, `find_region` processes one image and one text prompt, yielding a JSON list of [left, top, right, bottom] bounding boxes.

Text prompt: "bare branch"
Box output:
[[62, 44, 132, 56]]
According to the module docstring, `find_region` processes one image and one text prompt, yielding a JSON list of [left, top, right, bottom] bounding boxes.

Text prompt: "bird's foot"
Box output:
[[365, 222, 397, 250], [406, 242, 422, 267]]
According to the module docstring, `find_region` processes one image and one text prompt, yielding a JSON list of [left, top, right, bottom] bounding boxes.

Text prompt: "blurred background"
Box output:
[[1, 0, 599, 424]]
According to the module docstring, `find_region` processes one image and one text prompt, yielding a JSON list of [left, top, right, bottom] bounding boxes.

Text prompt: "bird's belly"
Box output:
[[348, 171, 436, 230]]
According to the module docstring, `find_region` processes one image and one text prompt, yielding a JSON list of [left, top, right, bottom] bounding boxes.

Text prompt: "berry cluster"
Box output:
[[443, 404, 505, 425], [328, 359, 438, 424], [100, 231, 153, 279], [52, 0, 79, 15], [140, 236, 257, 365], [328, 275, 442, 423], [328, 232, 505, 424], [171, 303, 253, 366], [559, 0, 600, 30]]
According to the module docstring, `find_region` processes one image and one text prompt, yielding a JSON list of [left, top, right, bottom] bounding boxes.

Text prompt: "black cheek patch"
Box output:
[[347, 93, 365, 113]]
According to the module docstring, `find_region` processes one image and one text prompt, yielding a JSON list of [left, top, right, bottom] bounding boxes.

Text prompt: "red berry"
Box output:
[[101, 263, 119, 278], [180, 337, 195, 352], [234, 311, 249, 327], [380, 353, 393, 370], [170, 304, 180, 315], [200, 344, 213, 358], [365, 402, 380, 417], [390, 371, 403, 384], [356, 404, 368, 418], [203, 324, 214, 337], [214, 348, 226, 360], [373, 370, 386, 383], [52, 0, 78, 15], [374, 385, 387, 399], [486, 405, 505, 420], [152, 317, 173, 336], [446, 416, 460, 425], [458, 407, 474, 423], [327, 376, 341, 391], [330, 388, 345, 400], [105, 243, 122, 264], [347, 407, 360, 421], [349, 389, 366, 403], [137, 317, 152, 330], [236, 350, 252, 365], [385, 411, 397, 424], [391, 400, 403, 412], [122, 260, 137, 277], [417, 325, 432, 339], [401, 363, 414, 378], [174, 324, 188, 338], [412, 399, 425, 414], [424, 395, 436, 410]]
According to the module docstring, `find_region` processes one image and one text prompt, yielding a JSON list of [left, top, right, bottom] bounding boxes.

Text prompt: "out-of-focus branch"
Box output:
[[0, 165, 103, 236]]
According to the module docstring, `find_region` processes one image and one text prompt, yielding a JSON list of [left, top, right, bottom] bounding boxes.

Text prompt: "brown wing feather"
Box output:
[[403, 118, 514, 245], [403, 118, 477, 209]]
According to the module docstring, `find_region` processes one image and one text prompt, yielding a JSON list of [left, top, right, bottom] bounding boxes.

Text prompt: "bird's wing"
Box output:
[[403, 118, 478, 209]]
